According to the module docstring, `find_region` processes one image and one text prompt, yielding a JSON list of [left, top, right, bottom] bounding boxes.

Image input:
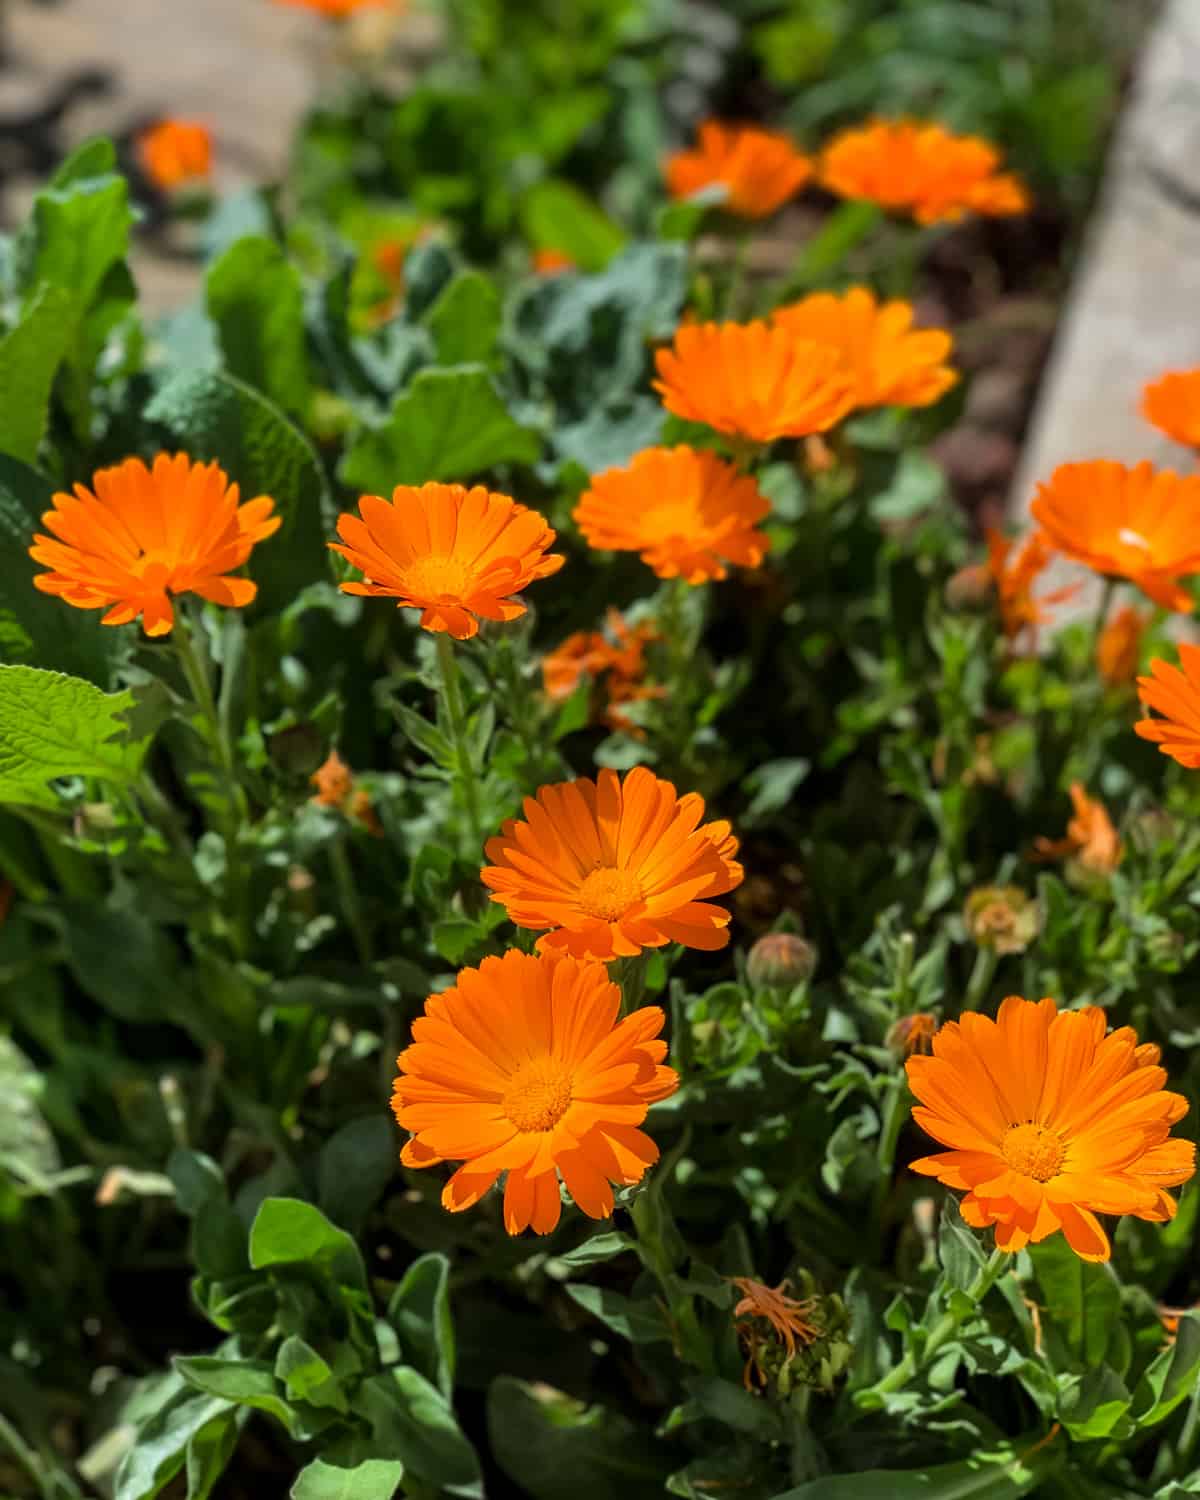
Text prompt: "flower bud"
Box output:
[[963, 885, 1040, 955], [747, 932, 817, 988], [887, 1013, 938, 1059], [944, 562, 993, 612]]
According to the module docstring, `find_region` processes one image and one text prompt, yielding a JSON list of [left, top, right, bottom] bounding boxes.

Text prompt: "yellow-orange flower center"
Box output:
[[1001, 1122, 1065, 1182], [502, 1059, 573, 1133], [402, 554, 471, 601], [578, 866, 643, 921]]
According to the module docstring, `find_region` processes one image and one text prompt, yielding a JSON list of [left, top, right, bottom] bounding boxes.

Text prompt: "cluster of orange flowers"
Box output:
[[542, 610, 662, 733], [665, 117, 1028, 225]]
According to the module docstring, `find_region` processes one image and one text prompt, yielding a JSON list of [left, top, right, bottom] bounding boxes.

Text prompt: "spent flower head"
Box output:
[[964, 886, 1040, 955]]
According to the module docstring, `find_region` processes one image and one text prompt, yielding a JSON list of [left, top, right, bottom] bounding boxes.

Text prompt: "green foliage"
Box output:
[[206, 236, 312, 417]]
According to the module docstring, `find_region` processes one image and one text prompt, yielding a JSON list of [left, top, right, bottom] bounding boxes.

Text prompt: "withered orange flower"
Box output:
[[771, 286, 957, 411], [1031, 461, 1200, 612], [1142, 370, 1200, 450], [482, 766, 743, 961], [29, 453, 279, 637], [1136, 645, 1200, 768], [392, 950, 678, 1234], [730, 1277, 820, 1389], [887, 1013, 938, 1058], [138, 119, 212, 191], [665, 120, 812, 219], [532, 248, 575, 274], [984, 529, 1077, 648], [908, 996, 1194, 1262], [1097, 604, 1147, 687], [1033, 783, 1121, 876], [653, 322, 855, 444], [574, 446, 771, 583], [311, 750, 381, 834], [543, 610, 662, 733], [819, 118, 1029, 224], [329, 483, 564, 640]]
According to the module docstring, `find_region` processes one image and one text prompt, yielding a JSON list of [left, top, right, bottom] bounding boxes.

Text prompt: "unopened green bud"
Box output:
[[747, 932, 817, 989]]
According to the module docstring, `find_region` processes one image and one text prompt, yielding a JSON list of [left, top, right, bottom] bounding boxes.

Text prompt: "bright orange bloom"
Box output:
[[1033, 783, 1121, 876], [574, 446, 771, 584], [907, 996, 1194, 1262], [1142, 370, 1200, 450], [771, 287, 957, 411], [1096, 604, 1147, 687], [273, 0, 396, 15], [819, 118, 1029, 224], [482, 766, 743, 961], [29, 453, 279, 638], [654, 322, 855, 443], [984, 529, 1077, 648], [1031, 461, 1200, 612], [329, 483, 564, 640], [665, 120, 812, 219], [311, 750, 381, 833], [542, 611, 662, 733], [138, 120, 212, 191], [391, 950, 678, 1234], [730, 1277, 820, 1388], [532, 248, 575, 275], [1136, 645, 1200, 767]]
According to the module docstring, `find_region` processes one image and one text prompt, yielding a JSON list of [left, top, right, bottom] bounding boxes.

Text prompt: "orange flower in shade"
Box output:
[[574, 447, 771, 583], [329, 483, 564, 640], [481, 766, 743, 961], [1141, 370, 1200, 450], [138, 119, 212, 190], [1033, 783, 1121, 876], [665, 120, 812, 219], [771, 287, 957, 411], [1097, 604, 1147, 687], [654, 323, 855, 444], [1031, 461, 1200, 612], [819, 118, 1029, 225], [29, 453, 279, 637], [391, 950, 678, 1234], [532, 248, 575, 275], [542, 611, 662, 733], [730, 1277, 820, 1389], [1136, 645, 1200, 767], [907, 996, 1194, 1262], [311, 750, 381, 834], [984, 529, 1077, 648]]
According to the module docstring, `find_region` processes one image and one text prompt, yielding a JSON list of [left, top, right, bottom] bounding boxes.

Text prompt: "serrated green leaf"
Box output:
[[206, 236, 311, 416], [339, 365, 540, 492], [0, 666, 147, 809]]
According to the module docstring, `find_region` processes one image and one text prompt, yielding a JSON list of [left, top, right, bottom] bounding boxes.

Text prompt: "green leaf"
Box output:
[[291, 1458, 404, 1500], [248, 1196, 367, 1290], [488, 1377, 674, 1500], [317, 1115, 396, 1232], [206, 236, 311, 416], [0, 1034, 59, 1188], [767, 1436, 1057, 1498], [1058, 1365, 1133, 1441], [1028, 1236, 1122, 1366], [168, 1149, 248, 1280], [145, 367, 331, 615], [423, 271, 502, 365], [564, 1285, 672, 1344], [0, 284, 75, 463], [114, 1383, 234, 1500], [184, 1409, 241, 1500], [61, 901, 180, 1022], [1131, 1312, 1200, 1427], [387, 1252, 455, 1398], [521, 180, 627, 272], [0, 666, 147, 809], [275, 1335, 348, 1412], [360, 1367, 482, 1498], [339, 365, 540, 492], [174, 1357, 298, 1435], [17, 153, 131, 312], [555, 1231, 638, 1268], [938, 1199, 987, 1293]]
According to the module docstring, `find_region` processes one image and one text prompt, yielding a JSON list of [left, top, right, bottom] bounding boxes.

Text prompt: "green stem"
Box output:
[[435, 633, 485, 858], [136, 770, 191, 858], [724, 226, 753, 319], [873, 1246, 1009, 1396], [1084, 576, 1117, 679], [0, 1408, 74, 1500], [329, 833, 373, 965], [963, 945, 998, 1011], [870, 1071, 908, 1240]]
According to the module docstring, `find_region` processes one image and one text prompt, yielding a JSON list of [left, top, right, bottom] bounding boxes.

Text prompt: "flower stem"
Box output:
[[435, 633, 485, 859], [872, 1245, 1009, 1396], [870, 1070, 909, 1241], [329, 832, 373, 966], [962, 945, 998, 1011], [1084, 576, 1117, 679]]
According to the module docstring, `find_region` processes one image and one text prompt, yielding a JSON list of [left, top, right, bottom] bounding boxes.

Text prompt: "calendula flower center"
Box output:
[[401, 554, 471, 601], [1001, 1122, 1065, 1182], [502, 1058, 573, 1133], [577, 866, 643, 921]]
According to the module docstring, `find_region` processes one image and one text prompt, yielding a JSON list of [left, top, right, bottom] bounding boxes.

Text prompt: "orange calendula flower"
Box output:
[[391, 950, 678, 1234], [1136, 645, 1200, 767], [532, 248, 575, 275], [665, 120, 812, 219], [907, 996, 1195, 1262], [984, 529, 1077, 648], [311, 750, 381, 833], [574, 446, 771, 584], [274, 0, 395, 15], [819, 118, 1029, 225], [1033, 783, 1121, 876], [29, 453, 279, 638], [543, 611, 662, 734], [329, 483, 564, 640], [771, 287, 957, 411], [730, 1277, 820, 1388], [1031, 461, 1200, 612], [138, 119, 212, 191], [1097, 604, 1147, 687], [1141, 370, 1200, 450], [654, 322, 855, 444], [482, 766, 743, 961]]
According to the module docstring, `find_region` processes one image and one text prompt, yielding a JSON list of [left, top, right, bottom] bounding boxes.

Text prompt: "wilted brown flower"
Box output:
[[964, 886, 1040, 955]]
